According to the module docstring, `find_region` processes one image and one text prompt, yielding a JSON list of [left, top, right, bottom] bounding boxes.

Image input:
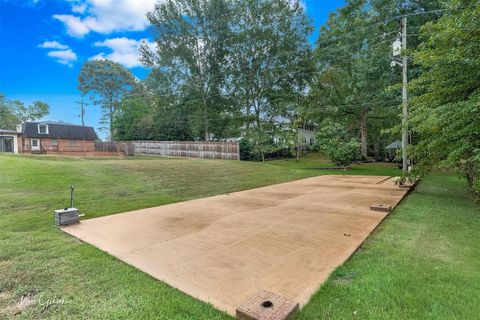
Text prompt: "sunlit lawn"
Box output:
[[0, 154, 478, 319]]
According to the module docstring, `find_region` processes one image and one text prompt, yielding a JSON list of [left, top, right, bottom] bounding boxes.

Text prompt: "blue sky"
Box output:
[[0, 0, 344, 139]]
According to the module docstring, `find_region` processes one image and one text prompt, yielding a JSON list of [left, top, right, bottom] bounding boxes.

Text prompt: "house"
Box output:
[[17, 122, 98, 154], [272, 117, 318, 149], [0, 129, 20, 154], [297, 122, 317, 147]]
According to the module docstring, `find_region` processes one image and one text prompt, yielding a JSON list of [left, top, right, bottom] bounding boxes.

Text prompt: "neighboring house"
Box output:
[[17, 122, 98, 154], [231, 116, 318, 148], [0, 129, 20, 154], [297, 122, 317, 147], [272, 118, 318, 149]]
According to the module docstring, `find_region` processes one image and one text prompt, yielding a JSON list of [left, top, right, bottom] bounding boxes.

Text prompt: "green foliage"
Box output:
[[410, 0, 480, 199], [141, 0, 231, 141], [78, 59, 136, 140], [228, 0, 313, 132], [136, 0, 312, 146], [310, 0, 444, 159], [239, 138, 254, 161], [244, 129, 280, 162], [0, 93, 18, 129], [0, 93, 49, 129], [315, 121, 360, 167]]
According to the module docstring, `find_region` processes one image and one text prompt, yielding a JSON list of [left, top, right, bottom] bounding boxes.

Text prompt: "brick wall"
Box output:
[[20, 138, 96, 153]]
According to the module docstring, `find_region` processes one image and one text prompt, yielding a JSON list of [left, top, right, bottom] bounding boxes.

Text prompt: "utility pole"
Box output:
[[75, 100, 87, 126], [401, 17, 408, 173]]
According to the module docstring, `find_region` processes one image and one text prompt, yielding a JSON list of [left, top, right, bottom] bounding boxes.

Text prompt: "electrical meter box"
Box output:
[[54, 208, 79, 226]]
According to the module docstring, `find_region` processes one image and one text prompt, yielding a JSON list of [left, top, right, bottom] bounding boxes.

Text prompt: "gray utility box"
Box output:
[[54, 208, 80, 226]]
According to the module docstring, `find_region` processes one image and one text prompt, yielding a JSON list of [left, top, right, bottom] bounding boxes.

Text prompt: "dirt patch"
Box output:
[[332, 272, 356, 286], [0, 290, 12, 303], [1, 292, 36, 317]]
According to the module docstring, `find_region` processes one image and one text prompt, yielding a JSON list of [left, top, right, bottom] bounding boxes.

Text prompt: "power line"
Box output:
[[113, 8, 450, 102], [120, 35, 399, 102], [315, 8, 447, 46], [89, 8, 451, 129], [139, 9, 449, 88]]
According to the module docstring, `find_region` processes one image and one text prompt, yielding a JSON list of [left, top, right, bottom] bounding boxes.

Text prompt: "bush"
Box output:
[[322, 139, 360, 167], [315, 120, 360, 167], [239, 138, 255, 160], [460, 158, 480, 202], [239, 137, 292, 161]]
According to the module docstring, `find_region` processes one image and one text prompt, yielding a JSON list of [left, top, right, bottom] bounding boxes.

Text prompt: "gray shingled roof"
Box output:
[[21, 122, 98, 140], [385, 140, 402, 149]]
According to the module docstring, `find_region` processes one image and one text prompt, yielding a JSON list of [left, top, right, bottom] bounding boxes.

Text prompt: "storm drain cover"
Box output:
[[236, 290, 298, 320]]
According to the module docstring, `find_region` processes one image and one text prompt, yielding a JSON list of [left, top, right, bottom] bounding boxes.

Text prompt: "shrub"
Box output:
[[315, 120, 360, 167], [239, 136, 292, 161], [239, 138, 255, 161], [460, 157, 480, 202], [322, 138, 360, 167]]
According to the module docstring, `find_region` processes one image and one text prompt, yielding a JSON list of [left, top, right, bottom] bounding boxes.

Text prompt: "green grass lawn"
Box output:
[[0, 154, 478, 319]]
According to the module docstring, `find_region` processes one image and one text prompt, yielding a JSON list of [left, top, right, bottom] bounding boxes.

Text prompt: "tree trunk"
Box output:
[[253, 99, 261, 129], [109, 104, 114, 142], [202, 95, 209, 141], [359, 110, 368, 159], [255, 109, 261, 129], [245, 102, 250, 134], [255, 143, 265, 162], [296, 130, 300, 159], [245, 89, 251, 134]]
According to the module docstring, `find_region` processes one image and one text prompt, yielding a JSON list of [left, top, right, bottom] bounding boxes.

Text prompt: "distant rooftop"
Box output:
[[20, 122, 97, 140], [28, 121, 84, 127], [0, 129, 19, 134], [386, 140, 402, 149]]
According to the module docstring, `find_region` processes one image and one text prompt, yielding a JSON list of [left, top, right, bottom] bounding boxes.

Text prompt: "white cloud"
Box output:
[[47, 49, 78, 66], [38, 41, 77, 66], [53, 14, 90, 38], [72, 3, 87, 14], [91, 37, 153, 68], [53, 0, 158, 38], [38, 41, 69, 50]]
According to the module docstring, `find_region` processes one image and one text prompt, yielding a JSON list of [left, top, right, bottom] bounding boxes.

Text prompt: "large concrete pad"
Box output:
[[63, 175, 410, 315]]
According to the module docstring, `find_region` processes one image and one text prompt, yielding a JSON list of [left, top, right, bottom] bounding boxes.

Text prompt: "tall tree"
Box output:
[[312, 0, 398, 159], [78, 59, 136, 141], [409, 0, 480, 197], [311, 0, 444, 159], [141, 0, 231, 141], [228, 0, 312, 133], [115, 73, 195, 141], [0, 93, 49, 129]]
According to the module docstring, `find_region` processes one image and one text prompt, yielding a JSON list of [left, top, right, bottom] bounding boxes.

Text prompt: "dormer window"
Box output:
[[38, 124, 49, 135]]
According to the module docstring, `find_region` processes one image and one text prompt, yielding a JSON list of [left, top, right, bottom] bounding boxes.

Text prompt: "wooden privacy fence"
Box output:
[[95, 142, 118, 152], [130, 141, 240, 160]]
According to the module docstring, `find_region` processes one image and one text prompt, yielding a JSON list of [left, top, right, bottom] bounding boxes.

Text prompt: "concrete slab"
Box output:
[[62, 175, 410, 315]]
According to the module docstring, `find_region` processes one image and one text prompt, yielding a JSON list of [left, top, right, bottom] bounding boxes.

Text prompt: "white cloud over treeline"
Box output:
[[53, 0, 158, 38], [90, 37, 155, 68]]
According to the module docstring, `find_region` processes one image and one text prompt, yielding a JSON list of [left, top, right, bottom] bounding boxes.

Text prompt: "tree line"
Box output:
[[77, 0, 479, 198]]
